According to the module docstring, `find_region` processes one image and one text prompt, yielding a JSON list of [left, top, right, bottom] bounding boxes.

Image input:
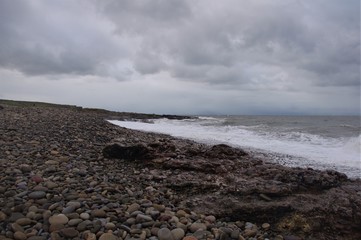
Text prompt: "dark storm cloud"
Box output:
[[0, 0, 359, 88], [0, 0, 127, 77], [103, 0, 360, 88], [0, 0, 359, 115]]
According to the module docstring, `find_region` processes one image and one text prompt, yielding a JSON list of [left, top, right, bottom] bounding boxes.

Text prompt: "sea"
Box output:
[[108, 115, 361, 179]]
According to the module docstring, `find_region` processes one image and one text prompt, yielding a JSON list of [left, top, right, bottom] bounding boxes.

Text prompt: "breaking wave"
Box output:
[[108, 118, 361, 178]]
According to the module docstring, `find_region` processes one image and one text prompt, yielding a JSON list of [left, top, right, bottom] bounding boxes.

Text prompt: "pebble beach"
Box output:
[[1, 101, 360, 240]]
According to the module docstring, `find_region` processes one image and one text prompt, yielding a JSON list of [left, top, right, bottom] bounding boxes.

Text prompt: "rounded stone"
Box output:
[[19, 164, 31, 173], [48, 203, 60, 211], [151, 227, 159, 236], [14, 231, 27, 240], [80, 212, 90, 220], [153, 204, 166, 212], [171, 228, 185, 240], [5, 190, 16, 197], [66, 201, 81, 208], [45, 160, 58, 165], [262, 223, 271, 230], [158, 228, 174, 240], [136, 213, 153, 222], [45, 181, 58, 189], [204, 215, 216, 223], [16, 218, 32, 226], [28, 191, 46, 199], [62, 205, 76, 214], [49, 224, 65, 233], [127, 203, 140, 213], [49, 214, 69, 225], [176, 222, 187, 231], [244, 228, 257, 237], [84, 232, 96, 240], [68, 218, 83, 226], [42, 210, 51, 221], [9, 212, 25, 222], [91, 209, 106, 218], [0, 211, 7, 221], [28, 206, 38, 212], [11, 223, 24, 232], [76, 220, 92, 231], [182, 237, 198, 240], [99, 232, 119, 240], [30, 176, 43, 184], [176, 210, 187, 218], [231, 230, 240, 239], [105, 222, 116, 230], [50, 232, 61, 240], [274, 235, 284, 240], [60, 228, 79, 238], [189, 222, 207, 233]]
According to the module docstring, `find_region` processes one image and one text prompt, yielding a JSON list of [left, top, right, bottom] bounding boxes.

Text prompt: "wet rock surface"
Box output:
[[0, 102, 360, 240]]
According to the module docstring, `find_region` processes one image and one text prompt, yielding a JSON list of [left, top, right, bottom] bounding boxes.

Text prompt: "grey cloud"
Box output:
[[0, 1, 127, 77], [1, 0, 358, 88], [99, 0, 192, 34], [164, 0, 359, 88], [110, 0, 359, 90], [0, 0, 359, 115]]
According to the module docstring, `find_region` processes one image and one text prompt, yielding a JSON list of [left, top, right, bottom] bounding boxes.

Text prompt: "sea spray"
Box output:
[[108, 115, 361, 178]]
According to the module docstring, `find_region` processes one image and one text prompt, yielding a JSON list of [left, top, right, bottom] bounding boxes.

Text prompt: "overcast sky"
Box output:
[[0, 0, 360, 115]]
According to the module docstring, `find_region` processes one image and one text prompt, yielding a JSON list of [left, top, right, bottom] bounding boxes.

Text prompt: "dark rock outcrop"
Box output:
[[101, 140, 361, 240], [206, 143, 248, 158], [103, 143, 152, 160]]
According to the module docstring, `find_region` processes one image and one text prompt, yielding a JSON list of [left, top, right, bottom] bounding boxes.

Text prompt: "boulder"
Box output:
[[206, 144, 248, 158], [103, 143, 152, 160]]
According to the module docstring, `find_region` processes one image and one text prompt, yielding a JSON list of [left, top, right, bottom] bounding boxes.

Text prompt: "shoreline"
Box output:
[[108, 118, 361, 180], [1, 101, 361, 240]]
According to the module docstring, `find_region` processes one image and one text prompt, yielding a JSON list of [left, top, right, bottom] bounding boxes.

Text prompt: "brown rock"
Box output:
[[98, 232, 119, 240], [30, 175, 43, 183], [14, 231, 27, 240], [49, 214, 69, 225], [15, 218, 32, 226], [127, 203, 140, 213], [0, 211, 7, 221], [91, 209, 106, 218], [49, 224, 65, 233], [84, 232, 96, 240], [45, 181, 58, 189], [19, 164, 31, 173], [182, 237, 198, 240], [60, 228, 79, 238], [11, 223, 24, 232], [189, 223, 207, 233]]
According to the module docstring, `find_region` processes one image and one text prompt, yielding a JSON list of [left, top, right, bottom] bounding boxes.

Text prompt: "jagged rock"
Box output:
[[103, 143, 152, 160], [206, 144, 248, 158], [163, 158, 223, 173]]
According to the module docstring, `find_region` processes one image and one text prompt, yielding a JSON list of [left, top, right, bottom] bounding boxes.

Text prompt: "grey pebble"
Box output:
[[28, 191, 46, 199]]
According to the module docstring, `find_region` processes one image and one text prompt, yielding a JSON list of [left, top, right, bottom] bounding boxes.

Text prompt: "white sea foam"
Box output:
[[108, 119, 361, 178]]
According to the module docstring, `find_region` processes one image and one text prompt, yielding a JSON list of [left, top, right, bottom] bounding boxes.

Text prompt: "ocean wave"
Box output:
[[339, 124, 361, 129], [341, 134, 361, 154], [108, 119, 361, 178], [198, 116, 219, 120]]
